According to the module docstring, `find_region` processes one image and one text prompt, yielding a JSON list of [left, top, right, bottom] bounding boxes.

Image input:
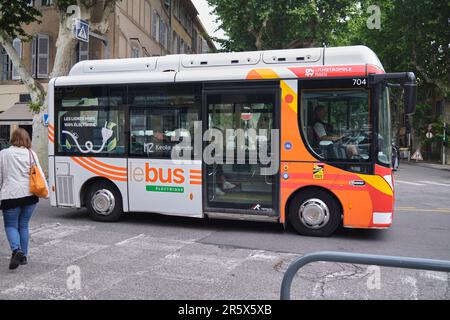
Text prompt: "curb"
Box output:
[[401, 161, 450, 172]]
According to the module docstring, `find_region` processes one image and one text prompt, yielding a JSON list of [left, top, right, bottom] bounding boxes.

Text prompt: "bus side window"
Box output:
[[56, 86, 126, 155], [128, 84, 200, 159]]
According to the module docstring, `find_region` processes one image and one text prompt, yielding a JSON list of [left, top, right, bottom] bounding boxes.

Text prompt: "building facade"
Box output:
[[0, 0, 215, 141]]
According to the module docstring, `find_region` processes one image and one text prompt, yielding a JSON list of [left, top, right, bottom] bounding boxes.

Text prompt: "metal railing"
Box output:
[[280, 251, 450, 300]]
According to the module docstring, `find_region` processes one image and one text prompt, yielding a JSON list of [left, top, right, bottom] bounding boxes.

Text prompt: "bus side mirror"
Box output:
[[370, 72, 417, 116], [404, 82, 417, 116]]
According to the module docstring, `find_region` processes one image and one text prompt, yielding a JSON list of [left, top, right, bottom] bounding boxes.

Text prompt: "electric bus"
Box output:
[[47, 45, 417, 237]]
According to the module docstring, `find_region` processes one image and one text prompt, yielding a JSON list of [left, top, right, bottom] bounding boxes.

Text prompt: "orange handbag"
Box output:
[[28, 149, 48, 198]]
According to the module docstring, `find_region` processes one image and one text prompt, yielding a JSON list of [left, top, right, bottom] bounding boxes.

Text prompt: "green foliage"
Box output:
[[209, 0, 449, 147], [27, 100, 43, 114], [207, 0, 360, 51], [412, 104, 449, 147], [350, 0, 449, 99], [0, 0, 42, 39]]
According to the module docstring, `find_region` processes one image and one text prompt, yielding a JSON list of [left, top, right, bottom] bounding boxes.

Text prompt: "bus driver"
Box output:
[[312, 105, 358, 159]]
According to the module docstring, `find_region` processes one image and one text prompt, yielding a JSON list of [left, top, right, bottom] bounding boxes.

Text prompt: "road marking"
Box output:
[[395, 180, 426, 186], [396, 207, 450, 213], [417, 181, 450, 187], [115, 234, 146, 246]]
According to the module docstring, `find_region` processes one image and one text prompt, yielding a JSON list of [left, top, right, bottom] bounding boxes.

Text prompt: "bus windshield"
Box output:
[[301, 89, 371, 161], [377, 87, 392, 166]]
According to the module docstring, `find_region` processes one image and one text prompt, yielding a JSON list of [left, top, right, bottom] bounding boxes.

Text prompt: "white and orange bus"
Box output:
[[47, 46, 416, 236]]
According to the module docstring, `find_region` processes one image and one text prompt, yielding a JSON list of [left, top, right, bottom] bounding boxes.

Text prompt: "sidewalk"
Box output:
[[401, 160, 450, 171]]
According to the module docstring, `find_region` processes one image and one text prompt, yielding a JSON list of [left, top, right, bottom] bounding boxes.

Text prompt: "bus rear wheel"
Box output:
[[288, 189, 341, 237], [85, 181, 123, 222]]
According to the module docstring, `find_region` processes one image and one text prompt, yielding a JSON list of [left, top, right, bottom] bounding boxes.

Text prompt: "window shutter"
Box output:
[[37, 34, 49, 78], [31, 37, 36, 78], [152, 11, 159, 41], [180, 39, 184, 54], [11, 38, 23, 80], [159, 19, 164, 46], [79, 40, 89, 62], [172, 32, 177, 54]]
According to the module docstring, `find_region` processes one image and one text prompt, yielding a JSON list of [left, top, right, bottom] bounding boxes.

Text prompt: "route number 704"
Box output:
[[353, 78, 367, 86]]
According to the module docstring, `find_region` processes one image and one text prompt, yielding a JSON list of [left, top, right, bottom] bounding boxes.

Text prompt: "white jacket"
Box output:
[[0, 146, 48, 201]]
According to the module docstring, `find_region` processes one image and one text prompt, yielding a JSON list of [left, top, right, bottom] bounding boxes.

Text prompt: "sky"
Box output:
[[191, 0, 226, 45]]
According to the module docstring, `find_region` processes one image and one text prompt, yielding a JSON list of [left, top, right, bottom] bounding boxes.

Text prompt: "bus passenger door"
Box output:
[[127, 84, 203, 218], [203, 84, 280, 217]]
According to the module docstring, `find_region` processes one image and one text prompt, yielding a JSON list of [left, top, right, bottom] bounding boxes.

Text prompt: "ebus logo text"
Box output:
[[129, 163, 185, 184]]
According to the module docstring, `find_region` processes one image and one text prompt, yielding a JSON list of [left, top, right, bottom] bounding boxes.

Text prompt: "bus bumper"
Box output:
[[370, 212, 393, 228]]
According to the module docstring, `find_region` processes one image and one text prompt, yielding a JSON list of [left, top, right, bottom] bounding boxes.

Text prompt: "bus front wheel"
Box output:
[[288, 189, 341, 237], [85, 181, 123, 222]]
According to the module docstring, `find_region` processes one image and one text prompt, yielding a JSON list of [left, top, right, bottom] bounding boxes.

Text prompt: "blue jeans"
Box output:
[[2, 204, 36, 256]]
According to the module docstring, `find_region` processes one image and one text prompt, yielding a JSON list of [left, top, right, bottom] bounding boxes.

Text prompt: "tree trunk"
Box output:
[[31, 15, 78, 177], [2, 1, 116, 178], [51, 18, 78, 78], [0, 33, 49, 174], [0, 34, 45, 104]]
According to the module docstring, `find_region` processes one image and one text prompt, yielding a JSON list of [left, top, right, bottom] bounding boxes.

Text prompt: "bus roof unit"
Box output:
[[68, 45, 384, 77]]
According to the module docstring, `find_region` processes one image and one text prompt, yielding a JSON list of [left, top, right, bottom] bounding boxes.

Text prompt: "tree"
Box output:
[[207, 0, 360, 51], [210, 0, 449, 159], [0, 0, 119, 175], [0, 1, 45, 105], [349, 0, 449, 153], [350, 0, 449, 99]]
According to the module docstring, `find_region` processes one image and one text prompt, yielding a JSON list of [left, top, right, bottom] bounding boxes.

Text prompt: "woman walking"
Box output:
[[0, 128, 48, 270]]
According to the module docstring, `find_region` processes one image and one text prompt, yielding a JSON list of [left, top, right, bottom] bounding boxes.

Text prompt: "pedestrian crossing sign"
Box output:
[[411, 149, 423, 161], [74, 19, 89, 43]]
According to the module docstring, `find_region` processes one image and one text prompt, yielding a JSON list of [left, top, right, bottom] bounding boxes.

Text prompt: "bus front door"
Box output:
[[203, 87, 279, 217]]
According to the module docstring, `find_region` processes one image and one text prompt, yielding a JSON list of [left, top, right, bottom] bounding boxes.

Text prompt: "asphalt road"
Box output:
[[0, 162, 449, 300]]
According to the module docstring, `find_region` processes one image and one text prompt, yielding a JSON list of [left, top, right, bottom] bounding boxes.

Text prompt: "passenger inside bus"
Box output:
[[148, 127, 173, 158], [312, 105, 359, 159], [210, 124, 238, 196]]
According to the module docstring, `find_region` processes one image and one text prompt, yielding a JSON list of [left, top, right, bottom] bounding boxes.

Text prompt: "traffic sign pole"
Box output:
[[443, 122, 447, 165]]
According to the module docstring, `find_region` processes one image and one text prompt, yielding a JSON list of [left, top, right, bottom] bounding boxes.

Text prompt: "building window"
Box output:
[[131, 46, 140, 58], [163, 0, 171, 10], [159, 20, 165, 47], [172, 31, 178, 54], [159, 20, 169, 49], [180, 38, 185, 54], [1, 46, 10, 80], [173, 0, 179, 19], [41, 0, 54, 6], [31, 34, 50, 78], [0, 125, 10, 142], [192, 30, 198, 53], [152, 10, 160, 43], [11, 38, 23, 81]]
